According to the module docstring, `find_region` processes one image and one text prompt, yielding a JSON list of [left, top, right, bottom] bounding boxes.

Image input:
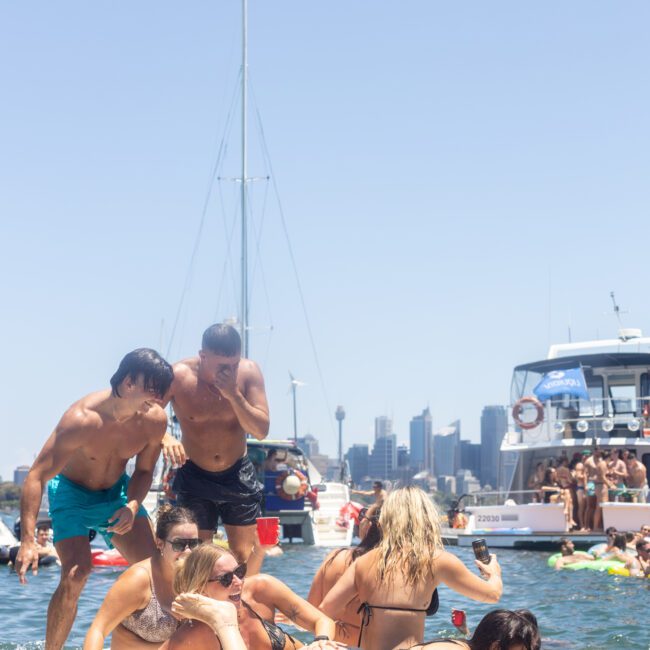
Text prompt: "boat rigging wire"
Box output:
[[250, 77, 337, 438], [166, 70, 242, 360]]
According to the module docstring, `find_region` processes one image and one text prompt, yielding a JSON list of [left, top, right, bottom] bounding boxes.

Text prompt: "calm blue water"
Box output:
[[1, 513, 648, 649]]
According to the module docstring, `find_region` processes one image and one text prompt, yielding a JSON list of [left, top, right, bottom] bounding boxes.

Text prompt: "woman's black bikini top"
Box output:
[[242, 600, 298, 650], [356, 589, 439, 647]]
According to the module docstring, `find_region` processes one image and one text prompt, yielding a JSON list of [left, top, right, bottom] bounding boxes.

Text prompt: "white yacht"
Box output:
[[456, 328, 650, 549]]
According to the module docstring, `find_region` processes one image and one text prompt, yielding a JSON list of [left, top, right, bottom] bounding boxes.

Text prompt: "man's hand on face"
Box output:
[[213, 366, 239, 401], [107, 504, 136, 535]]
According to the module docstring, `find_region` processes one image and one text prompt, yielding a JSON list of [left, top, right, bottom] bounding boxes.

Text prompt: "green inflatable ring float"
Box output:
[[547, 552, 626, 572]]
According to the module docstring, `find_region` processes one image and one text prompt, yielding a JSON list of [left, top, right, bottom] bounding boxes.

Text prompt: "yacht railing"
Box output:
[[505, 395, 650, 444], [460, 488, 646, 507]]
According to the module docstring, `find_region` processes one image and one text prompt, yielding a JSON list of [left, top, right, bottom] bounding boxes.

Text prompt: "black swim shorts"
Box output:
[[173, 456, 263, 529]]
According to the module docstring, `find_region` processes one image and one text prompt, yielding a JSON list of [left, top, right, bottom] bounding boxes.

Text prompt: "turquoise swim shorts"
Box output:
[[586, 481, 595, 497], [47, 473, 148, 547]]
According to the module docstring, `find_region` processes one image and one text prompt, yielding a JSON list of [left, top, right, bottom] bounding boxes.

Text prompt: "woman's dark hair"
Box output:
[[201, 323, 241, 356], [543, 468, 556, 484], [110, 348, 173, 398], [612, 533, 627, 551], [326, 507, 382, 568], [468, 609, 541, 650], [155, 505, 198, 540], [351, 507, 382, 561]]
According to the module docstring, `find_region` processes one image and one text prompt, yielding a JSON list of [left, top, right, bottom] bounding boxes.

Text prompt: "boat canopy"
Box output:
[[514, 353, 650, 374]]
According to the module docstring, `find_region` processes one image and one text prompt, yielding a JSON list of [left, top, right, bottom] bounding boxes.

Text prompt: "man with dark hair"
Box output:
[[15, 348, 173, 650], [626, 451, 649, 502], [635, 540, 650, 577], [162, 323, 269, 563], [351, 480, 387, 506], [553, 538, 593, 569]]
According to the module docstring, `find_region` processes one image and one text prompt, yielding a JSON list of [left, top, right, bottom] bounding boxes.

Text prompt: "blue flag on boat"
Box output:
[[533, 367, 590, 402]]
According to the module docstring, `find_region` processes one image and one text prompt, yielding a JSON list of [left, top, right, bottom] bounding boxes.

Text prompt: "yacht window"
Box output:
[[608, 374, 637, 414], [510, 369, 543, 403], [641, 374, 650, 415], [579, 378, 604, 416]]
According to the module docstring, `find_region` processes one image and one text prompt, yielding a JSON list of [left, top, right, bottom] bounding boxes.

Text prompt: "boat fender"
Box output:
[[275, 469, 308, 501], [512, 396, 544, 430]]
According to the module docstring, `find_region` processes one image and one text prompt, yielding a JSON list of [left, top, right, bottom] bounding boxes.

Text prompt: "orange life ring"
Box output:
[[275, 469, 309, 500], [512, 396, 544, 430]]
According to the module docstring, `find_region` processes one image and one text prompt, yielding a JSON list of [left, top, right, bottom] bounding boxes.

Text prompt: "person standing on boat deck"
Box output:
[[15, 348, 174, 650], [161, 323, 270, 563], [350, 481, 387, 506], [626, 451, 649, 502]]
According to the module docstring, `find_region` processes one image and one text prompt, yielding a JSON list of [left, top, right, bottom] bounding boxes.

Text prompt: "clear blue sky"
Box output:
[[1, 1, 649, 481]]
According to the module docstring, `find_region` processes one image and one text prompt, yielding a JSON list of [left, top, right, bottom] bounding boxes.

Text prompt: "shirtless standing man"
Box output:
[[16, 349, 173, 650], [589, 449, 615, 531], [162, 323, 269, 563], [350, 481, 387, 506], [626, 451, 649, 502]]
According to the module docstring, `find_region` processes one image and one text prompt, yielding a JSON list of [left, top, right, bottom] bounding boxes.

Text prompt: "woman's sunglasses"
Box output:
[[166, 538, 202, 552], [208, 563, 247, 587]]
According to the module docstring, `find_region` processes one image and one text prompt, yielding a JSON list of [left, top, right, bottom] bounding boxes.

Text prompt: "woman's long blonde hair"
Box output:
[[173, 543, 235, 595], [376, 486, 443, 587]]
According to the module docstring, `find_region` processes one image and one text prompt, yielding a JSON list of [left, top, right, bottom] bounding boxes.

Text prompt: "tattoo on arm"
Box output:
[[287, 606, 299, 623]]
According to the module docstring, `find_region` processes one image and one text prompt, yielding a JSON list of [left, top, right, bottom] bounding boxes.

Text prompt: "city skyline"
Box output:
[[3, 2, 649, 481]]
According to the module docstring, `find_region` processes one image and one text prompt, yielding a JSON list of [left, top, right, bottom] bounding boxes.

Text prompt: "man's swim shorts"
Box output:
[[173, 455, 263, 530], [48, 473, 148, 547]]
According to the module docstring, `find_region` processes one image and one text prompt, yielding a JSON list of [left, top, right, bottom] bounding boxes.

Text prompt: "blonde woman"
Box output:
[[320, 486, 503, 650], [161, 544, 338, 650]]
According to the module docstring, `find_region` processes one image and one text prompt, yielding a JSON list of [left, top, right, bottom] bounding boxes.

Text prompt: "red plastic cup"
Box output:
[[257, 517, 280, 546], [451, 609, 466, 628]]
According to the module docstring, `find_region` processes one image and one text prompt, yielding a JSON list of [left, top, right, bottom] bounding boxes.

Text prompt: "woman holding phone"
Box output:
[[319, 486, 502, 650]]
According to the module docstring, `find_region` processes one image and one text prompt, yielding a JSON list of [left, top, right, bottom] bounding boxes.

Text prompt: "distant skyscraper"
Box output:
[[13, 465, 30, 486], [480, 405, 508, 489], [456, 468, 481, 494], [345, 444, 370, 485], [437, 475, 456, 495], [409, 407, 433, 472], [296, 434, 319, 458], [396, 444, 410, 468], [460, 440, 481, 477], [434, 420, 460, 477], [369, 434, 397, 479], [374, 415, 393, 440]]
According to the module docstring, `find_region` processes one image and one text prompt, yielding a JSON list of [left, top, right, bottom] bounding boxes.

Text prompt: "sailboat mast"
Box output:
[[240, 0, 249, 357]]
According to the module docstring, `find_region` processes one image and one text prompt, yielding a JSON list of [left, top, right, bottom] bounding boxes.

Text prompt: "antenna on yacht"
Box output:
[[609, 291, 626, 327], [289, 372, 307, 442]]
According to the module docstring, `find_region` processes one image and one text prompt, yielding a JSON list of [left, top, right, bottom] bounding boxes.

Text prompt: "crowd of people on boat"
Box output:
[[9, 322, 538, 649], [527, 447, 649, 531]]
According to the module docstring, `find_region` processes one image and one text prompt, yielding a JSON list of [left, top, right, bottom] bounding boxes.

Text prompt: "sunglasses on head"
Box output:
[[166, 538, 202, 552], [208, 562, 247, 587]]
